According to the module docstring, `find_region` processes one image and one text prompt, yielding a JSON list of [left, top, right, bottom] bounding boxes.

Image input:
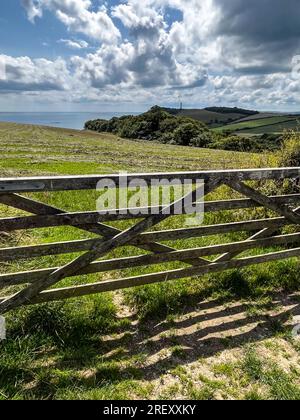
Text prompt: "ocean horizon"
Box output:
[[0, 112, 140, 130]]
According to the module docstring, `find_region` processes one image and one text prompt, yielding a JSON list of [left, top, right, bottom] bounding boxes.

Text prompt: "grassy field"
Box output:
[[213, 116, 296, 133], [240, 119, 300, 135], [164, 107, 254, 127], [1, 122, 300, 401], [234, 113, 281, 122], [175, 109, 247, 127], [0, 122, 267, 175]]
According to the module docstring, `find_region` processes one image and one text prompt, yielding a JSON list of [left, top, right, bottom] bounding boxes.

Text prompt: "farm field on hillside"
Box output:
[[163, 107, 258, 127], [176, 109, 247, 126], [239, 119, 300, 134], [213, 116, 295, 133], [0, 122, 267, 176], [234, 113, 282, 122], [1, 123, 300, 401]]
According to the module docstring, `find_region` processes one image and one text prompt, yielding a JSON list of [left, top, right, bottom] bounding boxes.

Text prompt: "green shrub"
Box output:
[[119, 119, 153, 139], [84, 119, 109, 132], [190, 132, 214, 148], [173, 122, 202, 146], [259, 133, 282, 151], [159, 117, 181, 133], [211, 136, 261, 152], [159, 132, 174, 143], [277, 131, 300, 167]]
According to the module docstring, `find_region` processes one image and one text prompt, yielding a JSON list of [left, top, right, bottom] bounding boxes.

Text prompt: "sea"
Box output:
[[0, 112, 140, 130]]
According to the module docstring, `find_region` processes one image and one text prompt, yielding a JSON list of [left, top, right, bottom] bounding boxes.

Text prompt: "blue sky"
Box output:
[[0, 0, 300, 112], [1, 1, 73, 59], [0, 0, 182, 59]]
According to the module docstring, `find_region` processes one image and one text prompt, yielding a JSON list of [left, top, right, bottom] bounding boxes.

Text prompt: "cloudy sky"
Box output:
[[0, 0, 300, 112]]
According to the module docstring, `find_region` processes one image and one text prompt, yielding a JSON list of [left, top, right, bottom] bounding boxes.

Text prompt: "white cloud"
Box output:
[[22, 0, 121, 44], [0, 55, 70, 92], [58, 39, 89, 49], [92, 2, 207, 89], [12, 0, 300, 111], [21, 0, 42, 22]]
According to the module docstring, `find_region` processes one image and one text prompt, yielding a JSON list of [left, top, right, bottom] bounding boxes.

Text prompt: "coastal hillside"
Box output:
[[163, 106, 259, 127], [164, 106, 300, 134], [85, 106, 285, 152]]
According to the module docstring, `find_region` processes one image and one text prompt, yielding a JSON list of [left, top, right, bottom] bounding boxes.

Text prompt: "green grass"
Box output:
[[175, 109, 247, 126], [241, 348, 300, 400], [239, 119, 300, 135], [0, 122, 267, 176], [213, 116, 298, 133], [0, 122, 299, 400]]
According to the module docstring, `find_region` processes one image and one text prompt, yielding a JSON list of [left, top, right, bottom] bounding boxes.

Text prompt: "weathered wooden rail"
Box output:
[[0, 168, 300, 313]]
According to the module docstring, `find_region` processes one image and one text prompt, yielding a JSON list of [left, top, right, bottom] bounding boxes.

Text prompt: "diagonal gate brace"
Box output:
[[215, 179, 300, 263], [0, 178, 221, 314]]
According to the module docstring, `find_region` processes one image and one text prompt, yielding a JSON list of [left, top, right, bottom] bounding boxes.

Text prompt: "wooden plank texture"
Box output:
[[0, 193, 209, 269], [0, 168, 300, 193], [1, 169, 300, 312], [2, 247, 300, 305], [0, 216, 293, 262], [0, 180, 220, 313], [1, 232, 299, 289]]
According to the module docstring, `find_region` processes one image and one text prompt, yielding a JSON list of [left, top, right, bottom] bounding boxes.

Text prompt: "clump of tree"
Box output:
[[85, 106, 214, 147], [210, 133, 283, 153], [210, 135, 259, 152], [257, 133, 283, 151], [85, 106, 283, 153]]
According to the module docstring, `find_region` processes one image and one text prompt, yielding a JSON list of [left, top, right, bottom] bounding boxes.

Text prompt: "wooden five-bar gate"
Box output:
[[1, 167, 300, 314]]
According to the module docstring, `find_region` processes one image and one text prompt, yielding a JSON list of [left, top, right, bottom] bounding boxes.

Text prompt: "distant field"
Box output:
[[213, 116, 295, 132], [212, 115, 300, 136], [176, 109, 246, 126], [234, 113, 282, 123], [239, 119, 300, 134], [162, 107, 300, 135], [164, 107, 256, 127]]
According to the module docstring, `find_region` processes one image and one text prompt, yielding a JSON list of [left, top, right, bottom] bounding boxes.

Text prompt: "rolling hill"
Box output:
[[164, 106, 300, 134], [163, 106, 258, 127], [213, 115, 300, 135]]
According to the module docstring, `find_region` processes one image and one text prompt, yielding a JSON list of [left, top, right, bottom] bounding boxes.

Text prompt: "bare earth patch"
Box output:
[[103, 292, 300, 400]]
